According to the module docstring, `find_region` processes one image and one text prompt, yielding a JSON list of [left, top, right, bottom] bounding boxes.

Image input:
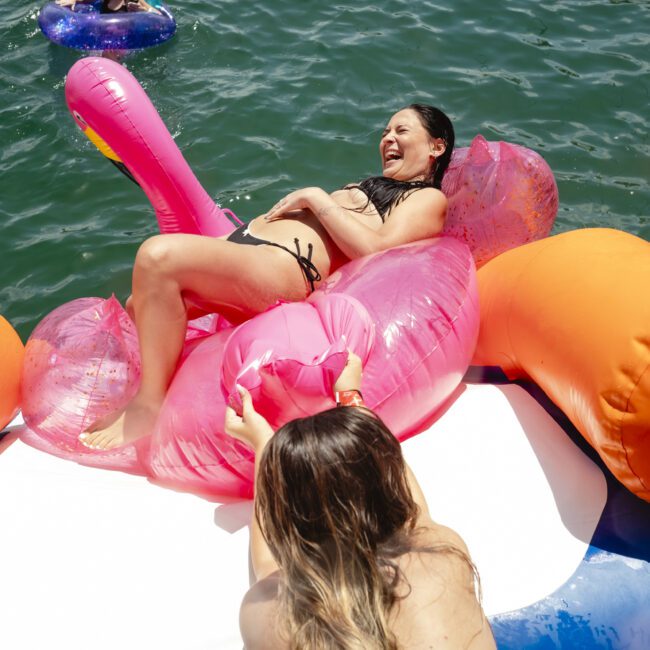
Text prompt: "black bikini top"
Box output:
[[348, 176, 431, 222]]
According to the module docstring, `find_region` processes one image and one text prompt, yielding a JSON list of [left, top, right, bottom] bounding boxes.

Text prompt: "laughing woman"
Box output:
[[79, 104, 454, 451]]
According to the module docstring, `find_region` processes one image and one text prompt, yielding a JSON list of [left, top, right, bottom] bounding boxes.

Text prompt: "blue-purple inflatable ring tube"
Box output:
[[38, 1, 176, 51]]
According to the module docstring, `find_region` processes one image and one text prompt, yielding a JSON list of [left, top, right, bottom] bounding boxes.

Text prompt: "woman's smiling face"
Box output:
[[380, 108, 443, 182]]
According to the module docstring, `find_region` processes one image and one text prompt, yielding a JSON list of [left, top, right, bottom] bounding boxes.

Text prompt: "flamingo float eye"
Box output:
[[73, 111, 87, 127]]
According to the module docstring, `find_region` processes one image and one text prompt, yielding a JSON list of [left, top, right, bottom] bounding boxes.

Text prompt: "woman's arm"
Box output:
[[224, 386, 279, 582], [226, 349, 366, 582], [263, 186, 447, 259], [334, 352, 432, 523]]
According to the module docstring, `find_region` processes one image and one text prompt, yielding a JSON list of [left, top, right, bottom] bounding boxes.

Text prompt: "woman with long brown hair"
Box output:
[[225, 355, 496, 649]]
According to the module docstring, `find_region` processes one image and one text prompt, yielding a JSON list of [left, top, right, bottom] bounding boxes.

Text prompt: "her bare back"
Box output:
[[239, 522, 495, 650]]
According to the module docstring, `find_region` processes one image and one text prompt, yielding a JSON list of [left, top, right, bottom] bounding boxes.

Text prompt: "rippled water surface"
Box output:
[[1, 0, 649, 338]]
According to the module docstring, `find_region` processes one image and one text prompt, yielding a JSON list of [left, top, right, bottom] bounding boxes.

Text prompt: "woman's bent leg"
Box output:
[[79, 234, 308, 450]]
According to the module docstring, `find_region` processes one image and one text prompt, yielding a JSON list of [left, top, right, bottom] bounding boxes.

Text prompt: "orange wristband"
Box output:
[[335, 390, 364, 407]]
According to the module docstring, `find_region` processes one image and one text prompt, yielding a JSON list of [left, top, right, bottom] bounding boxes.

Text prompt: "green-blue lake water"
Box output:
[[1, 0, 649, 340]]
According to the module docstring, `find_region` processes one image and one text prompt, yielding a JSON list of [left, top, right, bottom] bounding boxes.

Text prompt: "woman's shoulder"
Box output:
[[404, 520, 474, 584], [400, 184, 447, 208], [391, 522, 496, 649], [415, 519, 471, 550], [397, 521, 477, 621], [387, 185, 447, 235], [239, 572, 288, 650]]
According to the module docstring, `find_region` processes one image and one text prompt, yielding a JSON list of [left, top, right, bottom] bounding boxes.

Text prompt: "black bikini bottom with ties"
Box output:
[[226, 223, 322, 293]]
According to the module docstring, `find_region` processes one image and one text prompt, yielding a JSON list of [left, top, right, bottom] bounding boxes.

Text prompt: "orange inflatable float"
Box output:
[[474, 228, 650, 501], [0, 316, 24, 430]]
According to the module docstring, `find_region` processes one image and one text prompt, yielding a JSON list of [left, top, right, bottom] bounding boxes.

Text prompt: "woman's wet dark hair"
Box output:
[[406, 103, 455, 189]]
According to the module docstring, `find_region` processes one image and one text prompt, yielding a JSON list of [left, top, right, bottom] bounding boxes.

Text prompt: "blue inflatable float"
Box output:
[[38, 0, 176, 50]]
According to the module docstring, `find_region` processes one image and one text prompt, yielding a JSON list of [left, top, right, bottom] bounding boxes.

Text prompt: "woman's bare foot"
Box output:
[[79, 400, 159, 450], [84, 407, 124, 433]]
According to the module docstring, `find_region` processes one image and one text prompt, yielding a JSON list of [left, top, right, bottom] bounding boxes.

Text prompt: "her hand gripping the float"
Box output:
[[224, 385, 277, 581], [223, 351, 367, 582], [78, 104, 454, 451]]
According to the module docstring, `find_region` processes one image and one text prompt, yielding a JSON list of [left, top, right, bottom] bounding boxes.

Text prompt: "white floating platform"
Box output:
[[0, 383, 610, 649]]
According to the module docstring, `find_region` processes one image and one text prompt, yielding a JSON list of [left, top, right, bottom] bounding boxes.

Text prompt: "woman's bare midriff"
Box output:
[[247, 187, 383, 282]]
